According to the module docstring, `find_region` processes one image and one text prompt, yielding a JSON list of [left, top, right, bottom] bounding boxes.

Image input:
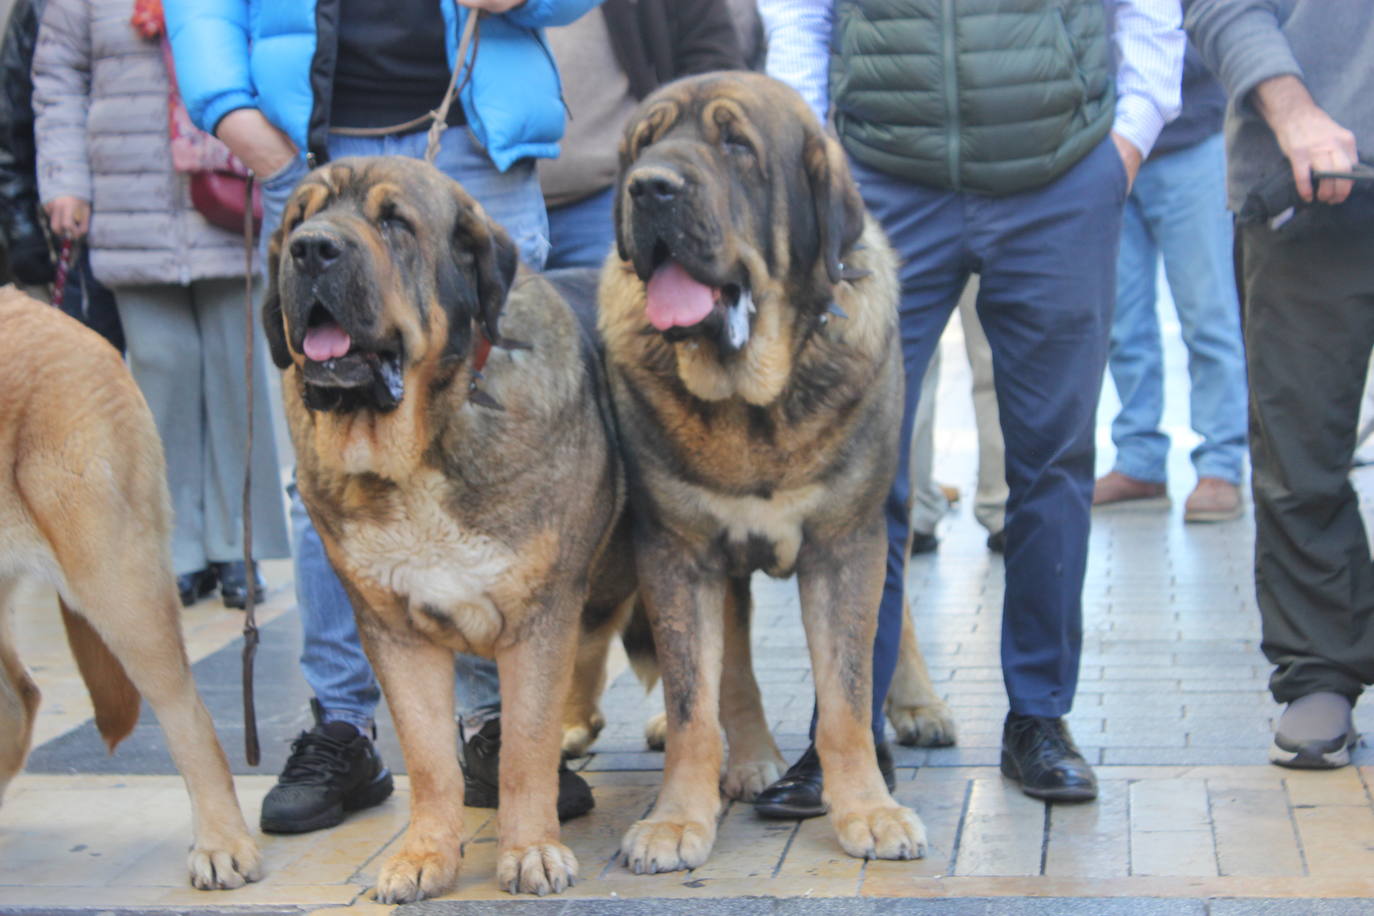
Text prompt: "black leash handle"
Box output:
[[241, 173, 260, 767]]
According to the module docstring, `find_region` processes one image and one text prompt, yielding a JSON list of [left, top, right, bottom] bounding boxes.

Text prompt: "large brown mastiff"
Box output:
[[263, 158, 625, 901], [596, 71, 947, 872]]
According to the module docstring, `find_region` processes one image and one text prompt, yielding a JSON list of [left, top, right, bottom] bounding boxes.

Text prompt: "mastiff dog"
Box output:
[[0, 287, 260, 889], [596, 71, 950, 873], [264, 158, 625, 901]]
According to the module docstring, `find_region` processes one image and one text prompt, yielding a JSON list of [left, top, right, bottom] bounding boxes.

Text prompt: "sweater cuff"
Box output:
[[1114, 93, 1167, 160]]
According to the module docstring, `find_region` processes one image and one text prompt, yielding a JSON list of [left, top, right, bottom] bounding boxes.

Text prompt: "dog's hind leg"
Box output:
[[0, 577, 42, 799], [562, 595, 634, 758], [718, 577, 785, 801], [60, 562, 260, 889], [884, 607, 957, 747]]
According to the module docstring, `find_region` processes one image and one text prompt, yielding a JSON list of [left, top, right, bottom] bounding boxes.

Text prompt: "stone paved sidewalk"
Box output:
[[3, 311, 1374, 914]]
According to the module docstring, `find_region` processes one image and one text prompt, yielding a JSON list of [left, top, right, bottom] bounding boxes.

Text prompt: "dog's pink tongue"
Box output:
[[645, 261, 715, 331], [303, 322, 352, 362]]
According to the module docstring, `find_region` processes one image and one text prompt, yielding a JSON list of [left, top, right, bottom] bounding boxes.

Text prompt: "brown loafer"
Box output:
[[1091, 470, 1169, 510], [1183, 477, 1242, 522]]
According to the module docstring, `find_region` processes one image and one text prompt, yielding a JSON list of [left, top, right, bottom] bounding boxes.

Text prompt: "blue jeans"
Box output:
[[1107, 133, 1247, 485], [260, 127, 548, 732], [545, 186, 615, 270], [811, 137, 1127, 740]]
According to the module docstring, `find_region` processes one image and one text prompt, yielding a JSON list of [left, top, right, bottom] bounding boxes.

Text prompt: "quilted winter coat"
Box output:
[[32, 0, 244, 288]]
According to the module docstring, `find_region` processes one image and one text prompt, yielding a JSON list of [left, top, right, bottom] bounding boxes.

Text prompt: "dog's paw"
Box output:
[[831, 803, 927, 861], [497, 841, 578, 896], [721, 755, 785, 801], [372, 845, 461, 904], [621, 817, 715, 874], [561, 712, 605, 758], [887, 700, 958, 748], [644, 711, 667, 751], [186, 833, 263, 890]]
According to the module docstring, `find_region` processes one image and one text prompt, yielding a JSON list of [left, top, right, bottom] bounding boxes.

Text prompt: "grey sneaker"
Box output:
[[1269, 692, 1358, 769]]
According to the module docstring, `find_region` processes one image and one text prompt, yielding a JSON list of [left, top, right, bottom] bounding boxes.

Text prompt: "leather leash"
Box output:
[[241, 174, 260, 766], [237, 6, 483, 766]]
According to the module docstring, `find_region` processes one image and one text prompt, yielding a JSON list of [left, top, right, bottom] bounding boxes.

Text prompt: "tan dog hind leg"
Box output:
[[65, 573, 262, 888], [884, 607, 958, 747], [0, 579, 41, 799], [718, 577, 785, 801], [796, 525, 926, 861]]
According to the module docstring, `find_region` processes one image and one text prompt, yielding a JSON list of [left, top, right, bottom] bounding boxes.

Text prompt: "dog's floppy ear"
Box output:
[[803, 127, 867, 286], [471, 214, 518, 347], [445, 192, 518, 350], [261, 220, 294, 369]]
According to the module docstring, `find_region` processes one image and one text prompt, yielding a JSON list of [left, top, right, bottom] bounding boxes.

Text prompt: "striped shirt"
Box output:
[[758, 0, 1184, 159]]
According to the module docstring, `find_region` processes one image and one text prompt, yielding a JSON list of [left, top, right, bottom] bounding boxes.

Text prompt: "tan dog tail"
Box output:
[[621, 599, 661, 691], [59, 600, 141, 751]]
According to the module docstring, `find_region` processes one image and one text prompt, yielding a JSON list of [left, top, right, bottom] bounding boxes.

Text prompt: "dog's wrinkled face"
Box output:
[[263, 156, 517, 413], [615, 71, 866, 359]]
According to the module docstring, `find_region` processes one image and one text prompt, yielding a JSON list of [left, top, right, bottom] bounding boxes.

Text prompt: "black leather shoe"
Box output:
[[461, 718, 594, 821], [753, 742, 897, 820], [177, 567, 217, 607], [909, 531, 940, 555], [261, 700, 394, 834], [213, 560, 265, 609], [1000, 712, 1097, 802]]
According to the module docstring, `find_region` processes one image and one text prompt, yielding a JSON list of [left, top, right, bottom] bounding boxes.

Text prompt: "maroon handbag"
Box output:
[[188, 170, 262, 235]]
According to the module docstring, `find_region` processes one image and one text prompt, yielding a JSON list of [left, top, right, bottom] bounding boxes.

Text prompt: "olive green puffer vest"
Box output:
[[830, 0, 1115, 195]]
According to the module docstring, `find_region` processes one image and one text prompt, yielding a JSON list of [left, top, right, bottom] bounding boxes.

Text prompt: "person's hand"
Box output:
[[45, 196, 90, 240], [1254, 74, 1358, 205], [457, 0, 525, 12], [1110, 132, 1143, 191], [215, 108, 299, 179]]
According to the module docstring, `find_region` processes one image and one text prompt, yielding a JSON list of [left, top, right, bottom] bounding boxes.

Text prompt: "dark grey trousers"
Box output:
[[1239, 217, 1374, 704]]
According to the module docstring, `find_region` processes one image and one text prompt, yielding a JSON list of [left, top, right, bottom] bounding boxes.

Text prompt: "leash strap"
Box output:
[[241, 174, 261, 767], [330, 6, 481, 164], [51, 238, 75, 306]]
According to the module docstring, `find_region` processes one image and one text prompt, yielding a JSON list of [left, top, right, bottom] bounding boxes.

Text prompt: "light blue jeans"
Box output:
[[1106, 133, 1247, 485], [545, 185, 615, 270], [261, 126, 549, 733]]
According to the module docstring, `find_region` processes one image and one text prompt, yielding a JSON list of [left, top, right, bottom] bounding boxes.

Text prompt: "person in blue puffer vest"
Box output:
[[164, 0, 604, 837]]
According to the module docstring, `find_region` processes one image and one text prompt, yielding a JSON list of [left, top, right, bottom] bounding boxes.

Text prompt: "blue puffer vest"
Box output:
[[165, 0, 602, 172]]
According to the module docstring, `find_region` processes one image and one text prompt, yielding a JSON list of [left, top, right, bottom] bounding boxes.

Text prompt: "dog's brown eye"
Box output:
[[379, 204, 414, 235], [722, 134, 754, 158]]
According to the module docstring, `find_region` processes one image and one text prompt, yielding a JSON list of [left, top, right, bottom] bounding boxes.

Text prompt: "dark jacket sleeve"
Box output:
[[604, 0, 744, 100], [0, 0, 55, 285], [665, 0, 744, 78]]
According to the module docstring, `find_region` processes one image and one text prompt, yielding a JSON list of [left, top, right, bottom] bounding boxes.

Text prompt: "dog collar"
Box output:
[[473, 332, 492, 374]]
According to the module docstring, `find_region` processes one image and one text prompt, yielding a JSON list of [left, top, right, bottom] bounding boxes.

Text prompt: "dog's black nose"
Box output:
[[627, 166, 685, 204], [290, 234, 343, 277]]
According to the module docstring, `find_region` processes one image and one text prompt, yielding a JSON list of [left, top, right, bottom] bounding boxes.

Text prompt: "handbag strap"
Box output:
[[331, 7, 481, 168]]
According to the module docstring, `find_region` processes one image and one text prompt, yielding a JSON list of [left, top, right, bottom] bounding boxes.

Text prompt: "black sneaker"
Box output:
[[260, 700, 394, 834], [460, 718, 594, 821]]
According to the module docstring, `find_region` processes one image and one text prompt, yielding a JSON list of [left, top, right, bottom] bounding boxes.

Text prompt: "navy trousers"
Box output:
[[815, 137, 1127, 742]]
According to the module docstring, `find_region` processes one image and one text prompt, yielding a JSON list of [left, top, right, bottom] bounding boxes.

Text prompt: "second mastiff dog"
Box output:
[[600, 71, 934, 872], [264, 157, 625, 901]]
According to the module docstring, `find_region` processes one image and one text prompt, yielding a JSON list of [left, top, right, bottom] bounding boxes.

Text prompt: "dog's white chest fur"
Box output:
[[336, 471, 510, 648]]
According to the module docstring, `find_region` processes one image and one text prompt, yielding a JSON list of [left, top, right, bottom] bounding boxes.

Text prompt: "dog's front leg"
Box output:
[[494, 598, 580, 896], [359, 620, 464, 903], [885, 607, 958, 747], [621, 533, 725, 874], [795, 522, 927, 861]]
